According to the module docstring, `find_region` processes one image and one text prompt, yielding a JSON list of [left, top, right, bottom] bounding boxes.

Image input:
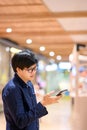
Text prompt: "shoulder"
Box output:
[[2, 79, 21, 99]]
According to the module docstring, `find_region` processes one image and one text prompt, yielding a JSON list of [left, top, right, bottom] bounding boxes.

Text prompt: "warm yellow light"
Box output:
[[10, 47, 21, 53]]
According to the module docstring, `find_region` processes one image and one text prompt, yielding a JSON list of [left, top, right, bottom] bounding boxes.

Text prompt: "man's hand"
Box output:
[[40, 91, 62, 106]]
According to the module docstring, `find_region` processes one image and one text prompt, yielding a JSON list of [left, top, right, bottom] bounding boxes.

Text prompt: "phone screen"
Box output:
[[56, 89, 68, 96]]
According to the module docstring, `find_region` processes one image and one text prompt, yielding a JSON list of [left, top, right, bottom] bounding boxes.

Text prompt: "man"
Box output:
[[2, 49, 61, 130]]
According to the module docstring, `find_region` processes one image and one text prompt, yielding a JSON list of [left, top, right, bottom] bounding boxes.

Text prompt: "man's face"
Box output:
[[17, 64, 37, 83]]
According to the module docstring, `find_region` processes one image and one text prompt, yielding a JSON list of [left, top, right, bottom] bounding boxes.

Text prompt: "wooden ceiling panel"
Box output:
[[0, 5, 48, 14], [0, 0, 86, 61], [0, 22, 63, 31], [0, 0, 42, 5]]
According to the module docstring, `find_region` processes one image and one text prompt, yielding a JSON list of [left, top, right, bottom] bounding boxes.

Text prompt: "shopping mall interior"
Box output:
[[0, 0, 87, 130]]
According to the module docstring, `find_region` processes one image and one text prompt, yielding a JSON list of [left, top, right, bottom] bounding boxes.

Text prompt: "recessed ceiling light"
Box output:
[[6, 28, 12, 33], [56, 55, 62, 60], [39, 46, 45, 51], [26, 39, 32, 44], [49, 51, 55, 56]]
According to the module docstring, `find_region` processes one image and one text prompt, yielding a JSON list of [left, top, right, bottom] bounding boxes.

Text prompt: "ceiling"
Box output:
[[0, 0, 87, 62]]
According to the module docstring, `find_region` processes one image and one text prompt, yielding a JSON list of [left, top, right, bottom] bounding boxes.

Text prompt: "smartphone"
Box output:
[[56, 89, 68, 96]]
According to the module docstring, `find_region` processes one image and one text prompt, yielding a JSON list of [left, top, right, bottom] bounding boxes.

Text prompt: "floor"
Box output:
[[40, 98, 73, 130], [0, 112, 6, 130]]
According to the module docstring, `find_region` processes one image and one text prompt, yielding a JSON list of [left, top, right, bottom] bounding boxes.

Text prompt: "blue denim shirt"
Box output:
[[2, 73, 48, 130]]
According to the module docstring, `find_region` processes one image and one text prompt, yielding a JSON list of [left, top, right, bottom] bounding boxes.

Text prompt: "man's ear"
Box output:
[[16, 67, 21, 72]]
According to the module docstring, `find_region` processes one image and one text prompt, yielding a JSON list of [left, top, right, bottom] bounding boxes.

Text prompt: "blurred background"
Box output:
[[0, 0, 87, 130]]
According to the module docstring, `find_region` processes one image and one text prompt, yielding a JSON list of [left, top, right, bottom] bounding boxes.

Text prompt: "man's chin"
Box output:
[[29, 77, 34, 81]]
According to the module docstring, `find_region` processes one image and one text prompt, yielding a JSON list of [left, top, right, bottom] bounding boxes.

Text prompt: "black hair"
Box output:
[[11, 49, 38, 72]]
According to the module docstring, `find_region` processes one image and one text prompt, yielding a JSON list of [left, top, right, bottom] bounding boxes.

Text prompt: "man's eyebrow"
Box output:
[[28, 65, 37, 69]]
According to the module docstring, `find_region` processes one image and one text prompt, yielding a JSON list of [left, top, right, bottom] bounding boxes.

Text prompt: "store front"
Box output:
[[0, 39, 22, 111], [0, 43, 10, 111]]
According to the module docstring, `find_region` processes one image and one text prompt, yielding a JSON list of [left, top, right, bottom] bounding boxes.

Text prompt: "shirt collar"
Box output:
[[14, 73, 28, 88]]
